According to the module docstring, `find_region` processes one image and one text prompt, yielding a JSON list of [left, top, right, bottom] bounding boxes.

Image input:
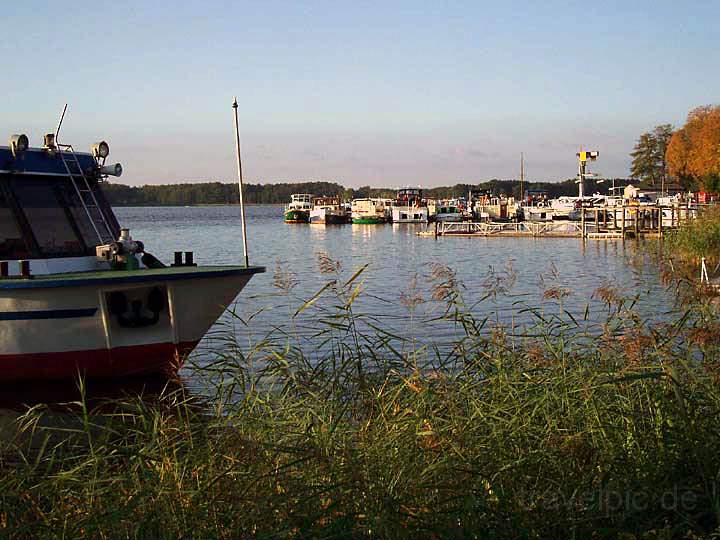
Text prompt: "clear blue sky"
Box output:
[[1, 0, 718, 186]]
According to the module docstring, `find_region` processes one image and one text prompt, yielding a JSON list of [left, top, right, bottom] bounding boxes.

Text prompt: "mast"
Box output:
[[232, 97, 250, 267]]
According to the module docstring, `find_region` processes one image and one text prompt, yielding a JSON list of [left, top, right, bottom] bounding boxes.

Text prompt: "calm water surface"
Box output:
[[0, 204, 675, 418], [114, 205, 674, 376]]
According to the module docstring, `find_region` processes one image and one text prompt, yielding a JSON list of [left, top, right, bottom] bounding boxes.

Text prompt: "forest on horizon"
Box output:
[[102, 177, 630, 206]]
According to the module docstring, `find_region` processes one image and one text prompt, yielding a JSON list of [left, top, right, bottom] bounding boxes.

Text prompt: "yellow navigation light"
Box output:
[[577, 150, 599, 162]]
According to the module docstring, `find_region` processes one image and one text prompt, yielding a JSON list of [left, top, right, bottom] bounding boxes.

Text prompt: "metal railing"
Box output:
[[57, 144, 115, 245], [437, 221, 587, 236]]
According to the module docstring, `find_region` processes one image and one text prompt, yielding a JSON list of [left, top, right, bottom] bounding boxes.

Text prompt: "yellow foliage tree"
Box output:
[[667, 105, 720, 191]]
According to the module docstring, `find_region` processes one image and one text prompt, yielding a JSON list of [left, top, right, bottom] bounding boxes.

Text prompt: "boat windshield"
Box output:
[[0, 187, 28, 259], [11, 177, 87, 256], [0, 175, 119, 259]]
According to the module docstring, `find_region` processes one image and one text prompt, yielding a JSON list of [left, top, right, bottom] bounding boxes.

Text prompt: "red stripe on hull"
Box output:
[[0, 341, 199, 382]]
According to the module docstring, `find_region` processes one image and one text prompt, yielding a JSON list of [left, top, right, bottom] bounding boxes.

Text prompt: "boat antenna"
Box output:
[[520, 152, 524, 202], [54, 103, 68, 143], [232, 97, 250, 267]]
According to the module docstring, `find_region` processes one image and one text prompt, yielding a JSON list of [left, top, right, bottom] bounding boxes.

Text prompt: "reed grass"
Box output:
[[1, 257, 720, 539], [664, 206, 720, 265]]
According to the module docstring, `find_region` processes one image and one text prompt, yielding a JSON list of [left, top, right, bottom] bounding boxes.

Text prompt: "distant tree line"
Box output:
[[102, 181, 346, 205], [102, 178, 624, 206]]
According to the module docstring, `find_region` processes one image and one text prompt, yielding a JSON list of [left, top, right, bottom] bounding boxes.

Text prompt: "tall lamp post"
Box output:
[[576, 150, 600, 198]]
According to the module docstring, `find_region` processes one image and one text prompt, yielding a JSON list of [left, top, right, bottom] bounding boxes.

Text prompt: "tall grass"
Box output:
[[664, 206, 720, 265], [2, 256, 720, 539]]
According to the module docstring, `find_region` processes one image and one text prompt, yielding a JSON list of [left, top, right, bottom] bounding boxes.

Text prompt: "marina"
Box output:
[[281, 151, 714, 240]]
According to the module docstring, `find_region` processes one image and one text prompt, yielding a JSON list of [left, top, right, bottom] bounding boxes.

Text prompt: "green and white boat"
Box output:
[[284, 194, 312, 223], [351, 198, 388, 224]]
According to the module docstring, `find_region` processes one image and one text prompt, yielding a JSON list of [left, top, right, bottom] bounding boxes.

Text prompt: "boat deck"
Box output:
[[0, 265, 266, 289]]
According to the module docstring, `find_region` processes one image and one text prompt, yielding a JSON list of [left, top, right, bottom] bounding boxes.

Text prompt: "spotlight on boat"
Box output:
[[43, 133, 57, 154], [9, 134, 29, 157], [91, 141, 110, 159], [100, 163, 123, 177]]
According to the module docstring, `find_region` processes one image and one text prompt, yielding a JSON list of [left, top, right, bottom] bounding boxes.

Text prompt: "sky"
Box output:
[[1, 0, 718, 187]]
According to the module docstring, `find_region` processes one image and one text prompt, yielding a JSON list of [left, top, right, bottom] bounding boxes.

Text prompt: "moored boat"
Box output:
[[309, 196, 349, 224], [549, 196, 578, 219], [284, 193, 312, 223], [351, 198, 388, 224], [434, 199, 464, 222], [391, 188, 428, 223], [0, 133, 264, 381], [471, 192, 516, 221]]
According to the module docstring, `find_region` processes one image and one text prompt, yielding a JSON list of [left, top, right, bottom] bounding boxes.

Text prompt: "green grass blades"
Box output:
[[2, 258, 720, 539]]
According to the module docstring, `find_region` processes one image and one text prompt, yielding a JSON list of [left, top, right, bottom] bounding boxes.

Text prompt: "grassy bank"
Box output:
[[2, 260, 720, 539]]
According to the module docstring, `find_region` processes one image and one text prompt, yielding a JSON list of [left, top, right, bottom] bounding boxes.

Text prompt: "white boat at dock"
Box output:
[[309, 196, 350, 225], [434, 199, 464, 222], [470, 192, 516, 221], [391, 188, 428, 223], [351, 198, 388, 224]]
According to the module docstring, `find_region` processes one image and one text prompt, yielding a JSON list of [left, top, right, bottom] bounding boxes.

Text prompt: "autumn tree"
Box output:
[[667, 105, 720, 191], [630, 124, 673, 190]]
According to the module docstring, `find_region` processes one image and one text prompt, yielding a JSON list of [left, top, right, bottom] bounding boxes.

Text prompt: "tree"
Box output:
[[667, 105, 720, 191], [630, 133, 658, 185], [653, 124, 674, 193], [630, 124, 673, 191]]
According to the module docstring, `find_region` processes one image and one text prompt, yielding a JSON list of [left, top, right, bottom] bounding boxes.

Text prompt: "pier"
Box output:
[[421, 203, 708, 239]]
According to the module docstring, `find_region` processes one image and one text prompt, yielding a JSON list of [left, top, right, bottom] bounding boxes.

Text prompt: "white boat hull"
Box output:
[[309, 208, 348, 224], [0, 266, 262, 381], [392, 207, 428, 223], [435, 213, 463, 223]]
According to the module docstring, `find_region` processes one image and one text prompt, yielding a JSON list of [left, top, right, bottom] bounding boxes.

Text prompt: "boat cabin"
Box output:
[[312, 196, 342, 208], [0, 142, 120, 264], [394, 188, 424, 206], [287, 193, 313, 210]]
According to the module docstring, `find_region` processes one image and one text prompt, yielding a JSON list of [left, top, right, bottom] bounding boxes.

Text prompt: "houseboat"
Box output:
[[391, 188, 428, 223], [284, 193, 313, 223], [0, 134, 264, 381], [309, 196, 349, 224], [549, 196, 578, 219], [434, 199, 464, 222], [516, 190, 552, 222], [351, 198, 387, 224], [471, 192, 516, 221]]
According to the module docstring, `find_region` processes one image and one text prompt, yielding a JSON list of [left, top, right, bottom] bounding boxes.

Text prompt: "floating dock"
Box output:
[[419, 221, 582, 238], [420, 205, 700, 239]]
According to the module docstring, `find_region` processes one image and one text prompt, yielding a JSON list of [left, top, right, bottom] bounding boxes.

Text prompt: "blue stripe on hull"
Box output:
[[0, 308, 98, 321]]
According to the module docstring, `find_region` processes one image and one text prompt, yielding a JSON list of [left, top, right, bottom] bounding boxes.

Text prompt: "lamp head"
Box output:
[[9, 134, 28, 157], [92, 141, 110, 159]]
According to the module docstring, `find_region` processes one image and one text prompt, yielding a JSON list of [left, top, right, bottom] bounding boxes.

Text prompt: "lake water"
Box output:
[[114, 205, 674, 378], [0, 204, 675, 419]]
